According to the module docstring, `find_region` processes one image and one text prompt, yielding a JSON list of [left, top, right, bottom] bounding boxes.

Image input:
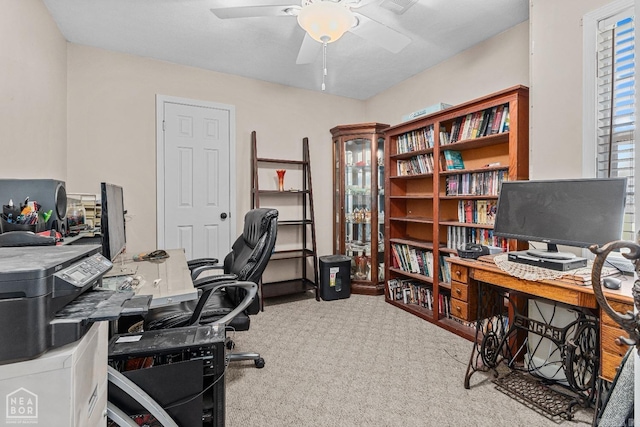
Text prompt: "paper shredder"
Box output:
[[319, 255, 351, 301]]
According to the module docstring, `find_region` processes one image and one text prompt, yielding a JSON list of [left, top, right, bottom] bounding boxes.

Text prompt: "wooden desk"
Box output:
[[448, 255, 634, 385], [102, 249, 197, 308]]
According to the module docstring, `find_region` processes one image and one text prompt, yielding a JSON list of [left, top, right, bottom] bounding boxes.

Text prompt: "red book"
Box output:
[[464, 200, 473, 223], [491, 105, 504, 134]]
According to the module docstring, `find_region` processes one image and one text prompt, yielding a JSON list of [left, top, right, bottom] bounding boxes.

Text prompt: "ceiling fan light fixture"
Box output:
[[297, 1, 355, 43]]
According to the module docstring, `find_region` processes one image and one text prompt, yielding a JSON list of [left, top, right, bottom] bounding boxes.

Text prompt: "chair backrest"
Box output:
[[224, 208, 278, 313]]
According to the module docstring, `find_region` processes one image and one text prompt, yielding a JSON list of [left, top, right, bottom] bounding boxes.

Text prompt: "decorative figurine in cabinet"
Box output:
[[330, 123, 389, 295]]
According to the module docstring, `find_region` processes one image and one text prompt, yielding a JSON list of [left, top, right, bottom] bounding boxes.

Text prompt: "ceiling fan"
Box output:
[[209, 0, 412, 65]]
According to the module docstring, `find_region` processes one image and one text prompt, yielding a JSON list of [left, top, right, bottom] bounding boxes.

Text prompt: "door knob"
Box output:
[[220, 212, 228, 220]]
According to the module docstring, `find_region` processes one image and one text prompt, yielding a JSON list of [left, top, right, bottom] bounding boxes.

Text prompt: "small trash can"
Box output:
[[319, 255, 351, 301]]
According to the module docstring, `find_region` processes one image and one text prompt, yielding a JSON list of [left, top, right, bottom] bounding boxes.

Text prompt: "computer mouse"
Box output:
[[602, 276, 622, 290]]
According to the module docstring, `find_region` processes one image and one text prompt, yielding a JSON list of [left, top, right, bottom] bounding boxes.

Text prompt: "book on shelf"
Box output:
[[470, 111, 482, 139], [443, 150, 465, 170], [438, 294, 453, 319], [463, 200, 473, 223], [477, 109, 489, 137], [460, 113, 472, 140], [408, 248, 421, 274], [450, 118, 460, 143], [439, 128, 450, 145], [491, 105, 504, 134], [499, 105, 510, 133], [403, 287, 412, 304], [439, 254, 451, 283], [390, 244, 403, 270], [484, 106, 497, 135]]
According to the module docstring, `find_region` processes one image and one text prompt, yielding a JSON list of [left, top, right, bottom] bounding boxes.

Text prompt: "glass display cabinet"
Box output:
[[330, 123, 389, 295]]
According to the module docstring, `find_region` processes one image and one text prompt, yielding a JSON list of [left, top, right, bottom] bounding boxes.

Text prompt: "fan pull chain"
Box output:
[[322, 40, 328, 91]]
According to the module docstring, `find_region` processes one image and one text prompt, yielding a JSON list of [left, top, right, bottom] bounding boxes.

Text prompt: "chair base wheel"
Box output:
[[255, 358, 265, 368], [226, 340, 235, 350]]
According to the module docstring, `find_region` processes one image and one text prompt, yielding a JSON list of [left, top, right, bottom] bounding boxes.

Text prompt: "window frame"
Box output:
[[583, 0, 636, 252]]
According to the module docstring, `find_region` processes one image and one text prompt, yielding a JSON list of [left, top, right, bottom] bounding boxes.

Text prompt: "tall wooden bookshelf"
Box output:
[[384, 86, 529, 340]]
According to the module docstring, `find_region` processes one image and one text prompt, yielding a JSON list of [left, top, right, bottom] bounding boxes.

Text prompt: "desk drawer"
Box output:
[[601, 350, 624, 383], [601, 324, 630, 358], [450, 264, 468, 283], [450, 299, 471, 321], [451, 281, 469, 302], [601, 301, 633, 327]]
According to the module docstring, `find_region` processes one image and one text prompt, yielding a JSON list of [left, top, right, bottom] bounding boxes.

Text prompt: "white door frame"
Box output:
[[155, 94, 236, 249]]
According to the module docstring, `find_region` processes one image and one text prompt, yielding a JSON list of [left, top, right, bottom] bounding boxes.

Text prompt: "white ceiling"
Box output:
[[42, 0, 529, 100]]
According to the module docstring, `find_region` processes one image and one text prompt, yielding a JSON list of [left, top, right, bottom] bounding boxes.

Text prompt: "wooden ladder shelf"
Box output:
[[251, 131, 320, 304]]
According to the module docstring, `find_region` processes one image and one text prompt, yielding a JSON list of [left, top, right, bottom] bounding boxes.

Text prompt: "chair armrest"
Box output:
[[187, 257, 219, 268], [187, 279, 258, 326], [107, 366, 179, 427], [192, 273, 238, 288], [187, 258, 222, 280]]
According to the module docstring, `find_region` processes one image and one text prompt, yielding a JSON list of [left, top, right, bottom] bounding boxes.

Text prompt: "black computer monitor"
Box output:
[[493, 178, 627, 259], [100, 182, 126, 261]]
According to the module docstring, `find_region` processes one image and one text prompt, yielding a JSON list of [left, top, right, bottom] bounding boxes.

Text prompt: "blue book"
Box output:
[[443, 150, 465, 170]]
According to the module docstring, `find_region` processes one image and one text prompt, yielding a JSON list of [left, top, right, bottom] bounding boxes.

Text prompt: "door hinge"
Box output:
[[162, 120, 165, 132]]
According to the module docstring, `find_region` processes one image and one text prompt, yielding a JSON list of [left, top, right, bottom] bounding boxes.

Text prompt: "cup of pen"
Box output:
[[0, 204, 44, 233]]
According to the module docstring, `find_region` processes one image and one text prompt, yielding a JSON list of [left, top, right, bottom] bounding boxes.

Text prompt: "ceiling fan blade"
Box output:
[[349, 13, 411, 53], [210, 5, 297, 19], [346, 0, 379, 9], [296, 33, 322, 64]]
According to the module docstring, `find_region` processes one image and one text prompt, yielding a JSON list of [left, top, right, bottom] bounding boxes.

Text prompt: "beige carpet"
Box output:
[[225, 293, 593, 426]]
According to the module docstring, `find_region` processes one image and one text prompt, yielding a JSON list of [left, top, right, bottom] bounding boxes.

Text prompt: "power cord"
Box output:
[[163, 362, 228, 410]]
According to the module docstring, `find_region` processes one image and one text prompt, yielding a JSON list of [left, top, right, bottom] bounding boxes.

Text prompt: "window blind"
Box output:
[[596, 11, 635, 241]]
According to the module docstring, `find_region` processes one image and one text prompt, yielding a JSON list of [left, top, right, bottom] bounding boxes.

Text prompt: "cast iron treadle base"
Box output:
[[493, 371, 578, 421]]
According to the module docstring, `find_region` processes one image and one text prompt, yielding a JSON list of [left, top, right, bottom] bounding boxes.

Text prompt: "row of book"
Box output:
[[396, 153, 435, 176], [387, 279, 434, 309], [396, 125, 435, 154], [440, 103, 510, 144], [446, 226, 508, 250], [396, 150, 463, 177], [445, 170, 508, 196], [457, 200, 498, 225], [387, 279, 458, 320], [389, 243, 453, 282], [390, 243, 434, 276], [450, 314, 509, 334]]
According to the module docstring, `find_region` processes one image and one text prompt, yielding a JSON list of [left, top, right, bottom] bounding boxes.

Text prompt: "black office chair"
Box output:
[[143, 208, 278, 368]]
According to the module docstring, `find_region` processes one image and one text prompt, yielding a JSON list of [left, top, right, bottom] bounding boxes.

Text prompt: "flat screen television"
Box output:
[[493, 178, 627, 259], [100, 182, 126, 261]]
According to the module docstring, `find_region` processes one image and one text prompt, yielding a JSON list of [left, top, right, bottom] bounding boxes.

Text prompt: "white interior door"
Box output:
[[156, 96, 235, 260]]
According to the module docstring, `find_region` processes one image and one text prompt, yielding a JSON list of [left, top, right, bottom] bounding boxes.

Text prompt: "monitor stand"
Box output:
[[526, 243, 576, 260]]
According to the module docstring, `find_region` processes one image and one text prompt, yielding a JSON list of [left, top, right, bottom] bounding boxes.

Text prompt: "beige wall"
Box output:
[[0, 0, 67, 180], [365, 22, 530, 125], [66, 45, 365, 254], [529, 0, 611, 179]]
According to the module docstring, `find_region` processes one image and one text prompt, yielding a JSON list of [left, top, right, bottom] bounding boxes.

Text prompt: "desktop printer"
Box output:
[[0, 245, 149, 364]]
